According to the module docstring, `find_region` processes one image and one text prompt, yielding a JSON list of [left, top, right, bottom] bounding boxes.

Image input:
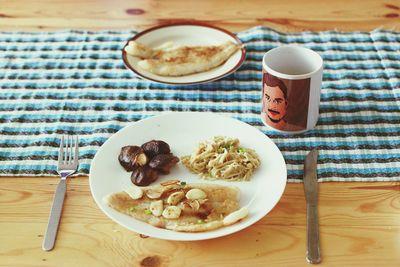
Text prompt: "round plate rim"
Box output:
[[89, 112, 287, 241], [121, 22, 246, 85]]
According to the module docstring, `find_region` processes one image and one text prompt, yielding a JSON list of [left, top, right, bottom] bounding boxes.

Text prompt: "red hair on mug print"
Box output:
[[262, 73, 289, 130], [263, 73, 288, 100]]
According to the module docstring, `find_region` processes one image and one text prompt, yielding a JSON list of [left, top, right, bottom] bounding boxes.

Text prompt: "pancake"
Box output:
[[103, 181, 248, 232], [124, 41, 240, 76]]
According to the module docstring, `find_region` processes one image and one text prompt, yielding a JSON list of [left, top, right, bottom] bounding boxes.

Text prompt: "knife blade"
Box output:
[[303, 149, 321, 264]]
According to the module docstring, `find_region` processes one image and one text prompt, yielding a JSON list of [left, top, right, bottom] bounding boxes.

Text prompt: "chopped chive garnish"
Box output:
[[238, 147, 246, 153], [127, 207, 136, 212], [179, 181, 187, 186], [197, 219, 205, 224], [144, 209, 152, 215]]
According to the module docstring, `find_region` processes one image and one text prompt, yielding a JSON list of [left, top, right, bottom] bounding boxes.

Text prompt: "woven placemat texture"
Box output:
[[0, 27, 399, 181]]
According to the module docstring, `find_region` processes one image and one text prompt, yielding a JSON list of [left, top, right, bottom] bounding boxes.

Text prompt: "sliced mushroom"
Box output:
[[118, 145, 148, 172], [162, 206, 181, 219], [178, 200, 211, 217], [124, 185, 143, 200], [148, 153, 180, 174], [149, 200, 163, 217], [145, 187, 164, 199], [188, 200, 200, 211], [186, 188, 207, 200], [198, 199, 208, 205], [160, 179, 180, 186], [131, 165, 159, 186], [145, 184, 180, 199], [118, 145, 142, 171], [167, 191, 185, 205], [141, 140, 171, 158]]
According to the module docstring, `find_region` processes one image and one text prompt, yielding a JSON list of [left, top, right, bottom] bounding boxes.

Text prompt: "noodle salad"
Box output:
[[181, 136, 261, 181]]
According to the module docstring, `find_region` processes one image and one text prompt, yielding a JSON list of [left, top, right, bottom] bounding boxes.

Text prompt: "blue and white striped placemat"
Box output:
[[0, 26, 399, 182]]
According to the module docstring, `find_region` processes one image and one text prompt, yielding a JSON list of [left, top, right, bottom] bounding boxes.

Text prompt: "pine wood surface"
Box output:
[[0, 0, 399, 32], [0, 178, 399, 267], [0, 0, 400, 266]]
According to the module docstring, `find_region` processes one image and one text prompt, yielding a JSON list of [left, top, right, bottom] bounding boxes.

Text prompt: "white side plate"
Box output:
[[122, 23, 246, 85]]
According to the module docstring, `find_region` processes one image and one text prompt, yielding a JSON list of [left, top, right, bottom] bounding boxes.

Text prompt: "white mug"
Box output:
[[261, 46, 323, 133]]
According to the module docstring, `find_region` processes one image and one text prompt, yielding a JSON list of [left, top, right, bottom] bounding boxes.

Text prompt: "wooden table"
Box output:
[[0, 1, 399, 266]]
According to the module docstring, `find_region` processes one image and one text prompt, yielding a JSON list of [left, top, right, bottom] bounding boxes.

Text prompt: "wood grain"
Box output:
[[0, 177, 399, 266], [0, 0, 399, 32], [1, 0, 400, 266], [1, 178, 399, 227], [0, 222, 399, 267]]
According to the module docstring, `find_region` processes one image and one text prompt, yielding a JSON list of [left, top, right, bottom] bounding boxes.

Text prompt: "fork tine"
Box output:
[[65, 136, 69, 164], [59, 136, 64, 165], [69, 135, 74, 164], [74, 136, 79, 166]]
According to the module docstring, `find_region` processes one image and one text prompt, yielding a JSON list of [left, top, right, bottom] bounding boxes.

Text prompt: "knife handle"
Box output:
[[306, 203, 321, 264]]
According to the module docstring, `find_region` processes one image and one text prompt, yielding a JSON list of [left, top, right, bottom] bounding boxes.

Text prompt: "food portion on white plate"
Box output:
[[181, 136, 261, 182], [122, 23, 246, 85], [118, 140, 179, 186], [104, 180, 249, 233], [89, 112, 286, 241], [106, 136, 253, 232], [124, 40, 241, 76]]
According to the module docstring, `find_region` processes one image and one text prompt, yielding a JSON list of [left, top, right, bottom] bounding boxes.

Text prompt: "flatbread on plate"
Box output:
[[124, 41, 240, 76], [104, 181, 248, 232]]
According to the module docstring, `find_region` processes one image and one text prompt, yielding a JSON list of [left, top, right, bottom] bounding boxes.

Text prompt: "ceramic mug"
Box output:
[[261, 46, 323, 133]]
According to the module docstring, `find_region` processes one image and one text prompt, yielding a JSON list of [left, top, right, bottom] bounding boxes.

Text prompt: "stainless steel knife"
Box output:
[[303, 149, 321, 264]]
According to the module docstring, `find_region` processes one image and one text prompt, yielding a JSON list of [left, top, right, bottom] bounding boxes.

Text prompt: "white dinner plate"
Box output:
[[89, 112, 287, 241], [122, 23, 246, 85]]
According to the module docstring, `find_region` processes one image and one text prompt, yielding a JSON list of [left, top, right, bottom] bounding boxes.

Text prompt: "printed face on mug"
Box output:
[[261, 46, 323, 133], [262, 77, 288, 130]]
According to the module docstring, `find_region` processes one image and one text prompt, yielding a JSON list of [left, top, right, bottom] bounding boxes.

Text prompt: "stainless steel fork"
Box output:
[[43, 135, 79, 251]]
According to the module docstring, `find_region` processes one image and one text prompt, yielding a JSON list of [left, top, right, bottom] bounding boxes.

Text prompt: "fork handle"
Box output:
[[43, 179, 67, 251]]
